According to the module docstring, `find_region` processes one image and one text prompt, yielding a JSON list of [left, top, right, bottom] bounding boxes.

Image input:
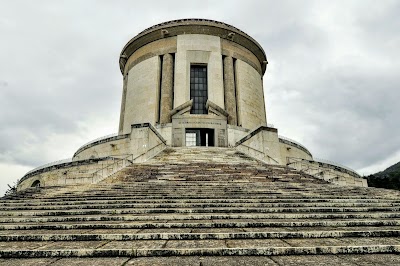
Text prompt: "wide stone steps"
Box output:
[[3, 219, 400, 231], [3, 228, 400, 241], [2, 207, 400, 218], [0, 244, 400, 258], [2, 148, 400, 263], [0, 212, 400, 223], [2, 197, 399, 206], [2, 202, 399, 211]]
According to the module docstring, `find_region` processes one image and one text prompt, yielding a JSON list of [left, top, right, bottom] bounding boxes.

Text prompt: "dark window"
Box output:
[[190, 65, 208, 114]]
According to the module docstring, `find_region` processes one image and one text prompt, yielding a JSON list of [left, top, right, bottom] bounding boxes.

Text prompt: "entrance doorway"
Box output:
[[185, 129, 214, 147]]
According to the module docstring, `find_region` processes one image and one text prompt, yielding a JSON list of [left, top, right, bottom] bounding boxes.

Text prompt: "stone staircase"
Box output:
[[1, 147, 400, 265]]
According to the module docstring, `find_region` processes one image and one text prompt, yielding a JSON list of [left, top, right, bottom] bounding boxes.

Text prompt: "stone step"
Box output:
[[3, 225, 399, 235], [3, 254, 400, 266], [2, 202, 399, 211], [3, 189, 398, 200], [0, 243, 399, 258], [2, 206, 400, 217], [2, 229, 400, 241], [2, 211, 400, 223], [2, 197, 399, 207], [0, 219, 400, 230]]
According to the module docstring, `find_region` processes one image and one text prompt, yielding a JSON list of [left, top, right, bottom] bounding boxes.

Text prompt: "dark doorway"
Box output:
[[185, 128, 214, 147], [31, 180, 41, 188]]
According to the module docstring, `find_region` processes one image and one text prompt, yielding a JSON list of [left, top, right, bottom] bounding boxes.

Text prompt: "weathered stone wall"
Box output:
[[121, 56, 161, 134], [17, 159, 112, 191], [235, 59, 267, 130], [74, 124, 166, 161], [18, 124, 167, 191], [171, 114, 227, 147], [279, 142, 313, 163], [123, 37, 177, 76], [155, 124, 173, 146], [120, 19, 268, 75], [221, 39, 262, 75], [287, 160, 368, 187], [236, 127, 282, 165], [227, 125, 250, 147], [174, 34, 224, 109]]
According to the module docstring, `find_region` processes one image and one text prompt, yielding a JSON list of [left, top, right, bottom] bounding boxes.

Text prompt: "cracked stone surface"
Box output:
[[2, 147, 400, 263], [101, 240, 166, 249]]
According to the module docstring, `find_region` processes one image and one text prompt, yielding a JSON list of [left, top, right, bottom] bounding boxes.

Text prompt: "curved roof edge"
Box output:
[[119, 18, 268, 75]]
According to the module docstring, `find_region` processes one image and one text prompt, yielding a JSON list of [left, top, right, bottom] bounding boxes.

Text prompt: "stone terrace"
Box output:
[[1, 147, 400, 265]]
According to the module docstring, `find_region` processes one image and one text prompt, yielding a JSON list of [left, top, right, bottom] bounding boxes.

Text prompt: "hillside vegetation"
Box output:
[[366, 161, 400, 190]]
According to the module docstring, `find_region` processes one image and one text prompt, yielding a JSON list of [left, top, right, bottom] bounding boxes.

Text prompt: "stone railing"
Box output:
[[313, 157, 359, 176], [73, 133, 130, 158], [278, 135, 312, 157], [23, 158, 73, 178], [91, 154, 133, 184], [238, 144, 279, 164], [19, 157, 111, 184], [286, 157, 362, 179]]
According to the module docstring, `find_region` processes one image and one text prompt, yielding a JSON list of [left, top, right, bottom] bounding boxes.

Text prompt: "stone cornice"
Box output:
[[120, 19, 267, 75]]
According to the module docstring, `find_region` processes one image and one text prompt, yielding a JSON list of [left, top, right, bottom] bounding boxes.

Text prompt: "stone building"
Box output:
[[17, 19, 365, 190], [3, 19, 400, 265]]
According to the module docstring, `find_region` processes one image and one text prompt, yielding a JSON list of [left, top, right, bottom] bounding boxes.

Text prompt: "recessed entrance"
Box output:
[[31, 180, 41, 188], [185, 128, 214, 147]]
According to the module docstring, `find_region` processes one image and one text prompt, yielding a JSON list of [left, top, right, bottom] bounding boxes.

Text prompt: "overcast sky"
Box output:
[[1, 0, 399, 195]]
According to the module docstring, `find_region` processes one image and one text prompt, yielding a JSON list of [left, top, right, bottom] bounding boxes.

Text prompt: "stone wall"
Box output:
[[18, 124, 167, 191], [17, 158, 113, 191], [171, 114, 227, 147], [236, 126, 281, 165], [121, 56, 161, 134], [227, 125, 250, 147], [174, 34, 224, 109], [74, 123, 166, 161], [287, 159, 368, 187], [279, 138, 313, 163], [235, 60, 267, 130]]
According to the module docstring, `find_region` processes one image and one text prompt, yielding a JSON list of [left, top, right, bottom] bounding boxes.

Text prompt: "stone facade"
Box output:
[[118, 19, 268, 144], [17, 19, 366, 190]]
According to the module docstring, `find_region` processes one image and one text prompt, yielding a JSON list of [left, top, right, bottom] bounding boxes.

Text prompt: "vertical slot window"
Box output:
[[190, 65, 208, 114]]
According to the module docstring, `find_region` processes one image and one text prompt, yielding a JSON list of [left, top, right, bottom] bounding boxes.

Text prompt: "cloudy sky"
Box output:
[[1, 0, 399, 195]]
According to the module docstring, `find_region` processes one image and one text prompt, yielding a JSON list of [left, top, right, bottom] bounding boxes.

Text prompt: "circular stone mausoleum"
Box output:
[[17, 19, 366, 191]]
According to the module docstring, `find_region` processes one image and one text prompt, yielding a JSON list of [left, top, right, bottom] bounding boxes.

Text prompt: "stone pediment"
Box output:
[[170, 99, 193, 117], [170, 99, 228, 118]]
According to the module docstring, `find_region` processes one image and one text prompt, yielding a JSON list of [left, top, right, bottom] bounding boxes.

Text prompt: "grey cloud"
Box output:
[[0, 0, 399, 176]]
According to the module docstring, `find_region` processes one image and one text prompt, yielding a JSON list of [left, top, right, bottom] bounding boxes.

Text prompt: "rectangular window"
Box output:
[[185, 132, 197, 146], [190, 65, 208, 114]]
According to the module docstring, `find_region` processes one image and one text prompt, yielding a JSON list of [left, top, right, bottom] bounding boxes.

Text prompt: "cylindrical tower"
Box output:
[[118, 19, 268, 147]]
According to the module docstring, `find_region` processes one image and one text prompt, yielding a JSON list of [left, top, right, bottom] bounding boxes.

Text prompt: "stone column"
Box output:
[[223, 56, 237, 125], [118, 73, 128, 134], [160, 53, 174, 124]]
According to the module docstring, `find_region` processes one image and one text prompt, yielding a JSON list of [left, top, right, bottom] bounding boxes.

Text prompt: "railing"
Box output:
[[314, 157, 358, 174], [73, 133, 119, 156], [286, 157, 361, 179], [80, 133, 118, 148], [286, 157, 341, 182], [91, 154, 133, 184], [238, 144, 279, 164], [24, 158, 73, 177], [90, 141, 167, 184]]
